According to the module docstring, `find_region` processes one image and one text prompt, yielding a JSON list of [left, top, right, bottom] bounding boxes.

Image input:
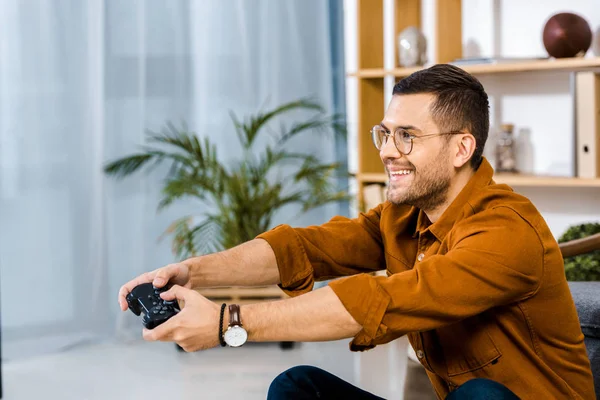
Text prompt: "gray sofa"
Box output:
[[569, 282, 600, 399]]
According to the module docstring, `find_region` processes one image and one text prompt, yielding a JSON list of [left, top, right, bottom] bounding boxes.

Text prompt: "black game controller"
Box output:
[[126, 283, 180, 329]]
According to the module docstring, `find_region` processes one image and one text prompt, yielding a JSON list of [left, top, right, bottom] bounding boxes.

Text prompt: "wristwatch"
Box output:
[[223, 304, 248, 347]]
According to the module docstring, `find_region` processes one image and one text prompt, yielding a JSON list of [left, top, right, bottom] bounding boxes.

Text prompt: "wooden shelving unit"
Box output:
[[350, 0, 600, 210]]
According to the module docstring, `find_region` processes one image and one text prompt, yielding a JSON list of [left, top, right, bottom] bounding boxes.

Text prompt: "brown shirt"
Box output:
[[257, 158, 595, 399]]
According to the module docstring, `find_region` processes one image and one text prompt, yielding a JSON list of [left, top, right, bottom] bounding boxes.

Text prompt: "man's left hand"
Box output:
[[142, 285, 221, 352]]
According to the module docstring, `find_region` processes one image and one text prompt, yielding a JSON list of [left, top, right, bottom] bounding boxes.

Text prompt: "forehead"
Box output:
[[382, 93, 437, 130]]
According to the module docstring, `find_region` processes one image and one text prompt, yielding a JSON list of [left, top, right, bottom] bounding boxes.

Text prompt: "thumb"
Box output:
[[160, 284, 191, 302]]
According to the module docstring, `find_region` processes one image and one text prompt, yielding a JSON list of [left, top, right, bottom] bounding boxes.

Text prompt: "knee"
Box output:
[[268, 365, 320, 397], [449, 378, 519, 400]]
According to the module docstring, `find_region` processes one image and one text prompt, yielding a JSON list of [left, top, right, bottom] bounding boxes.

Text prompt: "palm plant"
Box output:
[[104, 98, 350, 260]]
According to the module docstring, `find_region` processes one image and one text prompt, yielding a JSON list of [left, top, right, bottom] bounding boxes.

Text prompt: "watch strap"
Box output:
[[228, 304, 242, 327]]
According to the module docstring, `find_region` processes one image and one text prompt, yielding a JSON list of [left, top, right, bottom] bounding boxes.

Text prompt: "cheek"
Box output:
[[424, 145, 450, 166]]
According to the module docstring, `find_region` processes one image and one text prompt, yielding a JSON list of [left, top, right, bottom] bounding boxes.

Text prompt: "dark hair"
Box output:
[[392, 64, 489, 169]]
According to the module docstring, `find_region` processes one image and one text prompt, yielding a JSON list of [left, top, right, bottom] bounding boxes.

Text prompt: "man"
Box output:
[[118, 64, 595, 399]]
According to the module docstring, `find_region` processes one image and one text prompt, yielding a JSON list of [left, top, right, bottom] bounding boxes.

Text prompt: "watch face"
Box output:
[[224, 325, 248, 347]]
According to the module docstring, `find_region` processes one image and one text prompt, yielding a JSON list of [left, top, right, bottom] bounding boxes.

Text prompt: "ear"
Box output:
[[452, 133, 476, 168]]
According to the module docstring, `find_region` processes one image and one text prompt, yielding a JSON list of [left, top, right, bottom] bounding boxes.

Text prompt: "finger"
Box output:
[[142, 320, 177, 342], [160, 284, 193, 302], [152, 264, 182, 288], [179, 343, 195, 353], [118, 271, 157, 311]]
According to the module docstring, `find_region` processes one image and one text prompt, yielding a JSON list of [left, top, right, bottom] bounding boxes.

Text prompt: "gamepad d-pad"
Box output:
[[126, 283, 180, 329]]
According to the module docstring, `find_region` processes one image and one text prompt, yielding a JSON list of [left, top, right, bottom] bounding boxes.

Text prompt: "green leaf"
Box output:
[[160, 216, 198, 260], [232, 98, 325, 150], [190, 217, 223, 255], [103, 153, 156, 178]]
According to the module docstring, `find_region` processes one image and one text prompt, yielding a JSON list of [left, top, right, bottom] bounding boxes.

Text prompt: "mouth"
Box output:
[[388, 168, 414, 182]]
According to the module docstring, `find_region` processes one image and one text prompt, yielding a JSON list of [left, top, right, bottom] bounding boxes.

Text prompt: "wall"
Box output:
[[344, 0, 600, 238]]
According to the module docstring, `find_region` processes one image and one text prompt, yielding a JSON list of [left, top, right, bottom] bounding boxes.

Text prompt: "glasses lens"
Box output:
[[394, 129, 412, 154], [371, 126, 385, 150]]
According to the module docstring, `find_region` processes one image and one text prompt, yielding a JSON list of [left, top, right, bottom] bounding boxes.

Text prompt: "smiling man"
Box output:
[[118, 64, 595, 400]]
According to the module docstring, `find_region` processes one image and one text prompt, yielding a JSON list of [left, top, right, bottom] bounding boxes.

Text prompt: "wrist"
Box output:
[[239, 303, 260, 342], [221, 306, 230, 337], [182, 257, 202, 288], [222, 304, 250, 347]]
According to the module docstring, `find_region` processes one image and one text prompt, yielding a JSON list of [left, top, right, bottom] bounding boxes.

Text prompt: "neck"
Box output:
[[424, 165, 475, 223]]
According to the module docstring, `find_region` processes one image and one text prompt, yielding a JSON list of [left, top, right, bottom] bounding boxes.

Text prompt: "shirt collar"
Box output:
[[414, 157, 495, 240]]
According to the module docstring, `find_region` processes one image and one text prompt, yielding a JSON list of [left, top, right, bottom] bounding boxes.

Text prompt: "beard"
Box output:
[[386, 150, 452, 212]]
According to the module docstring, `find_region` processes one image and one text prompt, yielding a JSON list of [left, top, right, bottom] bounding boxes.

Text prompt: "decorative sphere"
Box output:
[[542, 12, 592, 58], [398, 26, 427, 67]]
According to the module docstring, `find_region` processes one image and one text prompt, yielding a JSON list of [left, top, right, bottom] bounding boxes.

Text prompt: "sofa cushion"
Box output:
[[568, 282, 600, 339], [568, 282, 600, 399]]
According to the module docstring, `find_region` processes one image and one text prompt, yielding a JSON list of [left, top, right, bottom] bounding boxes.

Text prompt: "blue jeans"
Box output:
[[267, 365, 520, 400]]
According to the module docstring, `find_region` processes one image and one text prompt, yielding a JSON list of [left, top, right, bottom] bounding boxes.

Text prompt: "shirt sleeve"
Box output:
[[328, 206, 545, 351], [256, 203, 387, 297]]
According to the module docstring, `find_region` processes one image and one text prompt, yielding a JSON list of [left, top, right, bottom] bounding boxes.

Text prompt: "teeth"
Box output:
[[390, 170, 412, 175]]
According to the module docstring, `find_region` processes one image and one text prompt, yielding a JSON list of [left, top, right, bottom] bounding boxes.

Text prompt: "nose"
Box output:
[[379, 134, 402, 162]]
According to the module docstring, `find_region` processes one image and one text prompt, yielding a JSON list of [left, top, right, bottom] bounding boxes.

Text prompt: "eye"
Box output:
[[397, 129, 412, 143]]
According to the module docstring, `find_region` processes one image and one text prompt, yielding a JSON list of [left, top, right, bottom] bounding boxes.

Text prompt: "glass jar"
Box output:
[[495, 123, 518, 173]]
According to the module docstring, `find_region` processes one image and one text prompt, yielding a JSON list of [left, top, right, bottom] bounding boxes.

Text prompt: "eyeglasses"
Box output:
[[370, 125, 462, 155]]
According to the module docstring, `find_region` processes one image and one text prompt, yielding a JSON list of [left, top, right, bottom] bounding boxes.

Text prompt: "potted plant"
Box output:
[[103, 97, 350, 262]]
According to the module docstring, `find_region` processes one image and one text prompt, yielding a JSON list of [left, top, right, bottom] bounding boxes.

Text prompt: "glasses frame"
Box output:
[[370, 125, 463, 155]]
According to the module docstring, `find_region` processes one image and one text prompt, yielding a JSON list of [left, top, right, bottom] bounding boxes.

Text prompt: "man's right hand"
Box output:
[[118, 262, 192, 311]]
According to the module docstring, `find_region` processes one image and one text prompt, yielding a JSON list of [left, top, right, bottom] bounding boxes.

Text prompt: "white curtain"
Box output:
[[0, 0, 342, 360]]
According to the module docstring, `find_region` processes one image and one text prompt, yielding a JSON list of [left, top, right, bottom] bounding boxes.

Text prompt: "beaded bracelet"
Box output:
[[218, 303, 227, 347]]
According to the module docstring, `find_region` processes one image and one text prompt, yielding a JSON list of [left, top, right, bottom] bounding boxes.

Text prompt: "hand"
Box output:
[[118, 262, 192, 311], [142, 285, 222, 352]]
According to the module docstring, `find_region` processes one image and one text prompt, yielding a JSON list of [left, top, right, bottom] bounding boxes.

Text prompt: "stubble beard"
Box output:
[[386, 151, 452, 212]]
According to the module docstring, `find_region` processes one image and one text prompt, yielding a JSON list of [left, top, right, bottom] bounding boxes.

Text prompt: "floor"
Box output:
[[2, 336, 413, 400]]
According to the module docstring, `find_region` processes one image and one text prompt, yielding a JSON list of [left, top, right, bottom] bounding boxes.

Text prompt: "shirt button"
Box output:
[[417, 253, 425, 262], [416, 350, 424, 359]]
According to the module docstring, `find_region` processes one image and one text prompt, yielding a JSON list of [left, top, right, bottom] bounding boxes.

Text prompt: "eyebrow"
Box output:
[[380, 123, 421, 132]]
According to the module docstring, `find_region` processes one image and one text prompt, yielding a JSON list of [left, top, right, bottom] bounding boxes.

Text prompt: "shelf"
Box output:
[[356, 172, 600, 187], [357, 173, 388, 183], [347, 57, 600, 79], [494, 173, 600, 187]]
